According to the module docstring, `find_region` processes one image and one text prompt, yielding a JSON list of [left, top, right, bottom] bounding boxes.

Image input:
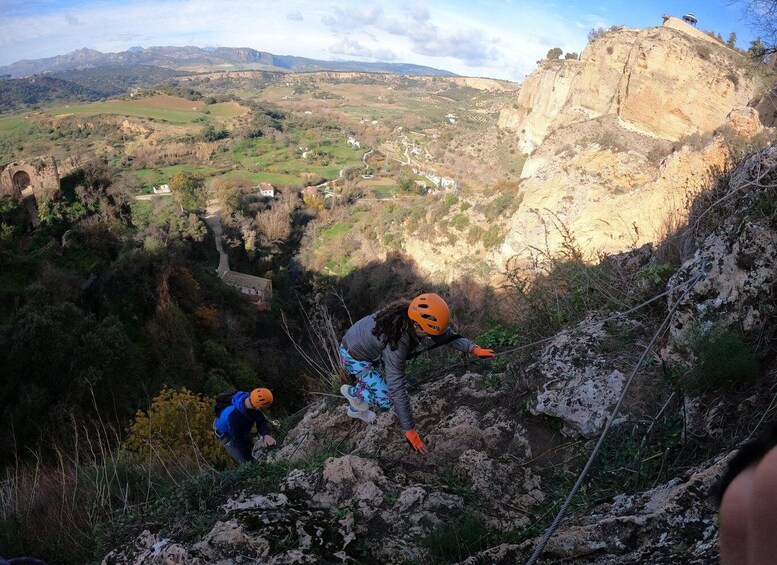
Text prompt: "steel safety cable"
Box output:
[[525, 269, 704, 565]]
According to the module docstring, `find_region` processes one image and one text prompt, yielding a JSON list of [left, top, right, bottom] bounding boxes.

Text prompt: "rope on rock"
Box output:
[[524, 268, 704, 565]]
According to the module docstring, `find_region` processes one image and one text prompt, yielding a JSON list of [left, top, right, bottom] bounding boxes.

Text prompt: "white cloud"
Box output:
[[329, 37, 397, 60], [412, 27, 498, 66], [287, 10, 303, 21], [322, 4, 384, 30]]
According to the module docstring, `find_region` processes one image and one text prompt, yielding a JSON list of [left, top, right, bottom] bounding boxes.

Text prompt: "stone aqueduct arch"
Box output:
[[0, 157, 61, 226]]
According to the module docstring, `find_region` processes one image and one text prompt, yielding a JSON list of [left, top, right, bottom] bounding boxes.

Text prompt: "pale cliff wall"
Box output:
[[501, 25, 759, 155], [495, 106, 765, 268]]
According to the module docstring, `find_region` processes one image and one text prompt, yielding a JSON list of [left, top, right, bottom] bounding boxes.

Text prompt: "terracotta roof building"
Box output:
[[220, 271, 272, 310]]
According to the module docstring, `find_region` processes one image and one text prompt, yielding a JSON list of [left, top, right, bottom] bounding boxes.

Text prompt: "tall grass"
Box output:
[[281, 292, 351, 393], [498, 211, 635, 344], [0, 394, 220, 564], [0, 416, 135, 562]]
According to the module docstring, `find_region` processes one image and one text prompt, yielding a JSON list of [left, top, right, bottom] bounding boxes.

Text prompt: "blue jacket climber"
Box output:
[[214, 388, 276, 463]]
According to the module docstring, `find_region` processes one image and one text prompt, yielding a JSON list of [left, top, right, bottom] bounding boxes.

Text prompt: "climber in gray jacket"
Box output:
[[339, 293, 495, 454]]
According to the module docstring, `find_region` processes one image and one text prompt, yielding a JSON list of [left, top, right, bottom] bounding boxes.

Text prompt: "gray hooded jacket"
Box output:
[[342, 314, 475, 430]]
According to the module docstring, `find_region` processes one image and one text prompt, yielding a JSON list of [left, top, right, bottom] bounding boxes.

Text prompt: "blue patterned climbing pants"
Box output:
[[339, 345, 392, 409]]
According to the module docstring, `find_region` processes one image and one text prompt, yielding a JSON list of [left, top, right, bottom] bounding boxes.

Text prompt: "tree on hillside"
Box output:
[[256, 204, 291, 242], [546, 47, 563, 60], [169, 172, 207, 213], [588, 27, 607, 41], [727, 31, 738, 48], [211, 177, 243, 216], [749, 37, 768, 60], [738, 0, 777, 55], [565, 52, 579, 60]]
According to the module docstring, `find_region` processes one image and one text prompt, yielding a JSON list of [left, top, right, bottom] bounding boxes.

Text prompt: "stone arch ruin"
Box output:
[[12, 170, 31, 192], [0, 157, 61, 226]]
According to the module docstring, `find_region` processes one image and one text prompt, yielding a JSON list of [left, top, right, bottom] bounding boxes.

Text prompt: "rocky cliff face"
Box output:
[[497, 123, 731, 265], [104, 145, 777, 564], [495, 98, 766, 268], [502, 25, 759, 154]]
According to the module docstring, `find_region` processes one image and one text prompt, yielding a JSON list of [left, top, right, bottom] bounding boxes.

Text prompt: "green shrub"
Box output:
[[125, 387, 229, 467], [483, 193, 518, 221], [726, 71, 740, 88], [481, 225, 504, 249], [451, 214, 470, 231], [636, 262, 673, 285], [476, 324, 520, 348], [588, 418, 684, 497], [421, 512, 491, 562], [697, 44, 712, 60], [682, 324, 759, 392]]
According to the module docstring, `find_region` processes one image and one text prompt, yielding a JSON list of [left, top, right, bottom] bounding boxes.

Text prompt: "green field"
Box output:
[[45, 101, 203, 124], [370, 185, 397, 198], [2, 89, 369, 195], [0, 115, 39, 135], [134, 165, 222, 189], [219, 170, 304, 186], [208, 102, 247, 119]]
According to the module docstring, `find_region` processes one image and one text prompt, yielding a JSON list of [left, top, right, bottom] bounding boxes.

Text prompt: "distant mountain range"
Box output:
[[0, 46, 455, 79]]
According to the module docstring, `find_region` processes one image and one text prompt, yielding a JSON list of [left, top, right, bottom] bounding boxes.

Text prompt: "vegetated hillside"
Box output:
[[101, 142, 777, 564], [177, 21, 774, 287], [0, 75, 105, 113], [0, 46, 455, 79], [50, 65, 189, 96], [1, 20, 771, 291], [0, 66, 189, 112], [163, 69, 527, 284]]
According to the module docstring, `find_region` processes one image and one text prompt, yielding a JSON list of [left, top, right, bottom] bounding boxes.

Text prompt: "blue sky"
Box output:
[[0, 1, 761, 82]]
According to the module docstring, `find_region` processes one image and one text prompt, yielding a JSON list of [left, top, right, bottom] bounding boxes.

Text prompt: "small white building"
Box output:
[[153, 184, 170, 194], [440, 177, 458, 191], [258, 182, 275, 198]]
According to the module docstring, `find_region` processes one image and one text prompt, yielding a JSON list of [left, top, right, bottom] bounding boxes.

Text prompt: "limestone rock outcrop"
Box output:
[[503, 25, 759, 154], [498, 130, 730, 265], [526, 314, 644, 438], [667, 144, 777, 347], [463, 454, 727, 564]]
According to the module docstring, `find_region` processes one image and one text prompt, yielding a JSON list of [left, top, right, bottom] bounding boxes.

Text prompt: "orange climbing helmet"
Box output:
[[249, 388, 273, 409], [408, 293, 450, 336]]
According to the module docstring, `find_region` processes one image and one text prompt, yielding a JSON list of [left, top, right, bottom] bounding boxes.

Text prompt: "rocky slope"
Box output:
[[104, 144, 777, 564]]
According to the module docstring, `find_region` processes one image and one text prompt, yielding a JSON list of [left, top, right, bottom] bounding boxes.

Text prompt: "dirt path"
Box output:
[[204, 200, 230, 275]]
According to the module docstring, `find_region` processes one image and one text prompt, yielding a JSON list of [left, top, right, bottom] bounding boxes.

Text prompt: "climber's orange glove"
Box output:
[[405, 430, 429, 454], [472, 346, 496, 360]]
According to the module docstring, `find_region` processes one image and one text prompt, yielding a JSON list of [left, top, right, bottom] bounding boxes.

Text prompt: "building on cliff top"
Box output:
[[662, 14, 719, 45]]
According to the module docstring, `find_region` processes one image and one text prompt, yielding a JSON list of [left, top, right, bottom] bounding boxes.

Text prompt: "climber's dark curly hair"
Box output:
[[372, 298, 413, 351]]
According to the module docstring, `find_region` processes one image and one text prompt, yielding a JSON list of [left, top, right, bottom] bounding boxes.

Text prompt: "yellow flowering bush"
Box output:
[[125, 387, 229, 467]]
